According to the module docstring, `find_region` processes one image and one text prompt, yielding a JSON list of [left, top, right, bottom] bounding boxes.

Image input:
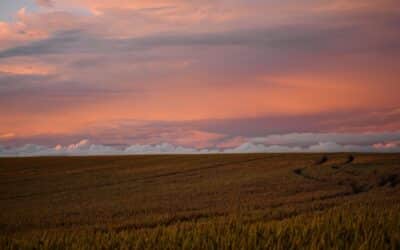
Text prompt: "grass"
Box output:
[[0, 153, 399, 249]]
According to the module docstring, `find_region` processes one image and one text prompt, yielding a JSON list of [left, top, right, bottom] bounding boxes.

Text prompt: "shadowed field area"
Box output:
[[1, 153, 400, 249]]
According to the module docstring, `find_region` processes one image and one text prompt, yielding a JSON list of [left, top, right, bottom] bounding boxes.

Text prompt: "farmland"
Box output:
[[1, 153, 399, 249]]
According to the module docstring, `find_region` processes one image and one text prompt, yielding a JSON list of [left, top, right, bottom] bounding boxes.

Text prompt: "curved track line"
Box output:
[[0, 156, 271, 201]]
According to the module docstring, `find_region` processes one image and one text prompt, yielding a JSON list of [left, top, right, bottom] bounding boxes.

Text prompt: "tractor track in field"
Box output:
[[293, 155, 356, 181], [331, 155, 354, 170], [0, 156, 272, 201], [292, 168, 323, 182], [291, 155, 397, 197], [292, 155, 332, 182], [292, 155, 373, 196], [0, 156, 187, 186]]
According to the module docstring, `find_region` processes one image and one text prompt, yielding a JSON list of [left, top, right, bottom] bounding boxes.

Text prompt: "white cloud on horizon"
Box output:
[[224, 142, 400, 154], [250, 132, 400, 147], [1, 132, 400, 157], [0, 140, 219, 157]]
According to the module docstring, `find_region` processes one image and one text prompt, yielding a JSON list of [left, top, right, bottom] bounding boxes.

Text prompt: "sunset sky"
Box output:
[[0, 0, 400, 155]]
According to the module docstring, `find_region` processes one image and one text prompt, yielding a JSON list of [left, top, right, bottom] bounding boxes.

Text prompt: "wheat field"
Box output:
[[1, 153, 399, 249]]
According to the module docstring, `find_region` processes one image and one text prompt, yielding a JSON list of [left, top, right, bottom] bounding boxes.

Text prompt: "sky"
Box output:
[[0, 0, 400, 155]]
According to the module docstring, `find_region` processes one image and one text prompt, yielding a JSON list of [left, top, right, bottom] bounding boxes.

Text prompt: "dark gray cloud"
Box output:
[[36, 0, 54, 7], [0, 26, 358, 58], [0, 30, 89, 58], [0, 73, 131, 97], [1, 8, 399, 59], [182, 108, 400, 137]]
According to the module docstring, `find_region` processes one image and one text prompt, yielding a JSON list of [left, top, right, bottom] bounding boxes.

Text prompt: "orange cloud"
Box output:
[[0, 9, 48, 50], [0, 74, 388, 139], [60, 0, 186, 10], [0, 21, 45, 48], [0, 63, 55, 75], [0, 133, 15, 139]]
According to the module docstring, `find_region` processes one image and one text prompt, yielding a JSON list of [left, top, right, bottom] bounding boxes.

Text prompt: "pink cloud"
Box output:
[[0, 0, 399, 148], [0, 62, 55, 75]]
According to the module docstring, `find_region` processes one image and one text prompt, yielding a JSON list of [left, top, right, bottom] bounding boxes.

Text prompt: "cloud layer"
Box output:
[[1, 132, 400, 157], [0, 0, 399, 148]]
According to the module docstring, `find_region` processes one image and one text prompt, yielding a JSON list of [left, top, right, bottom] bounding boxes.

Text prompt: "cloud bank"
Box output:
[[1, 132, 399, 157], [0, 139, 217, 157], [0, 1, 399, 147]]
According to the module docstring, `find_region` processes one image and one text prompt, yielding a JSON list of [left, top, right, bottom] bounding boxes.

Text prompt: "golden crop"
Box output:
[[1, 153, 399, 249]]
